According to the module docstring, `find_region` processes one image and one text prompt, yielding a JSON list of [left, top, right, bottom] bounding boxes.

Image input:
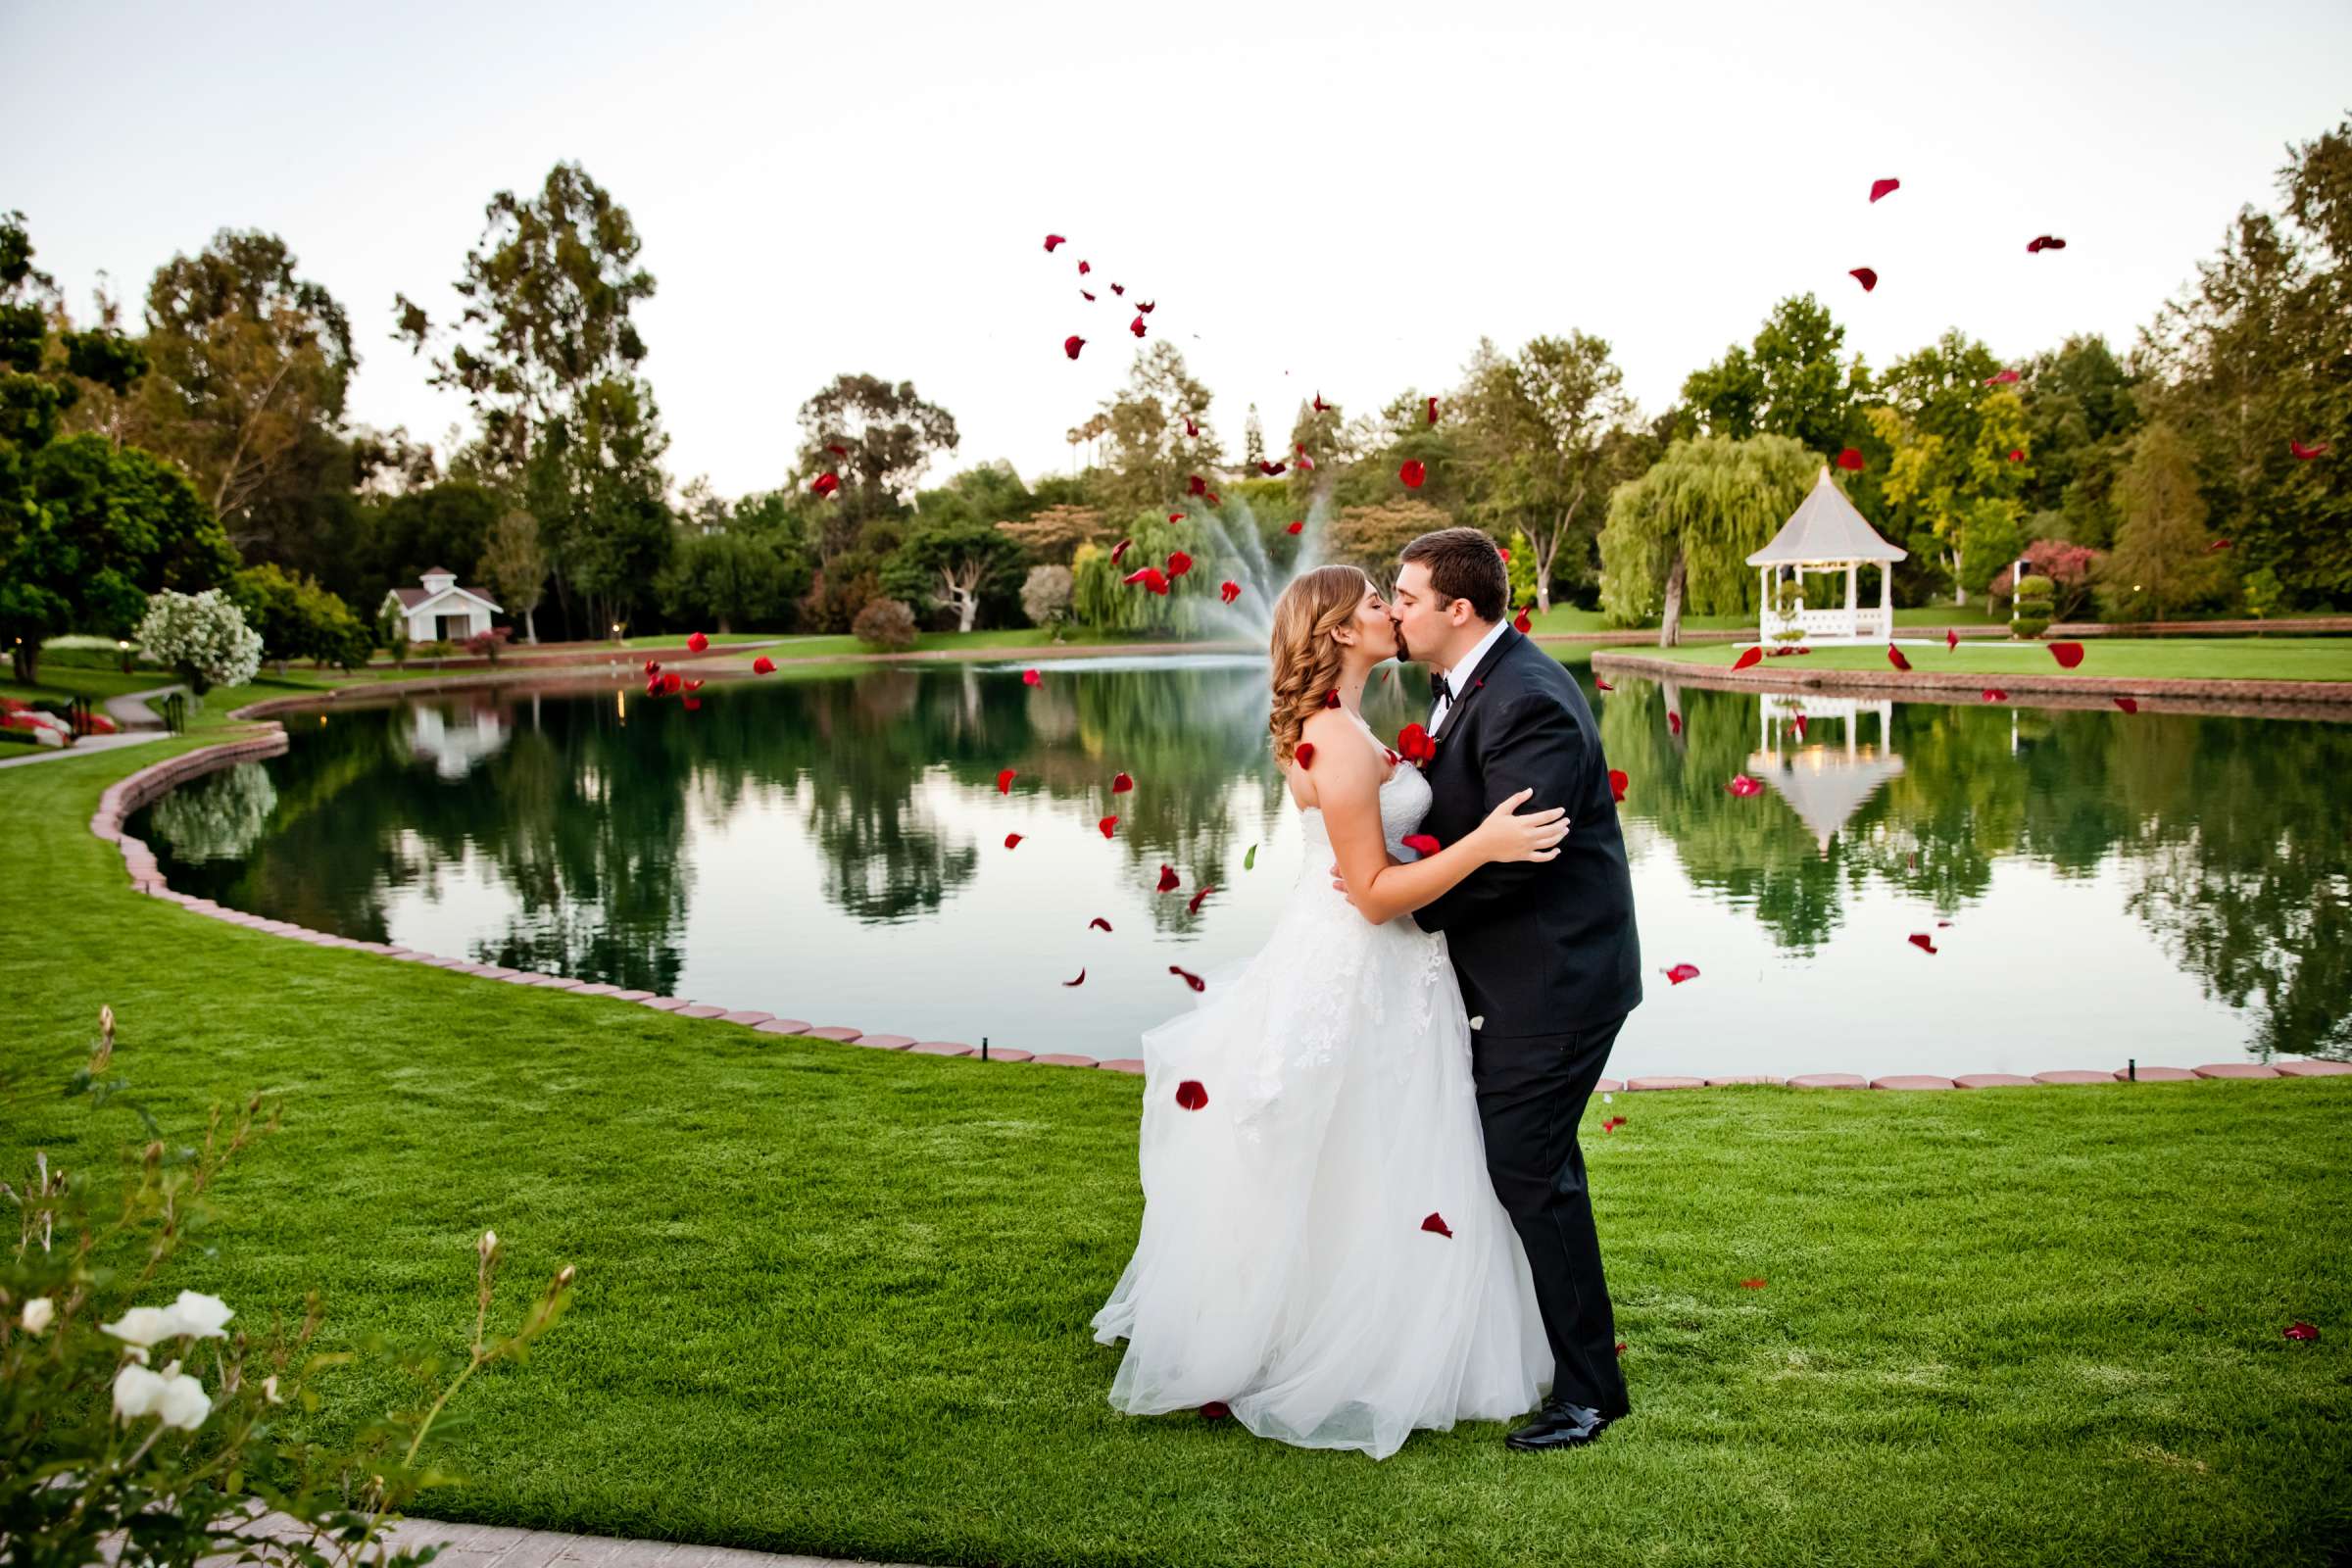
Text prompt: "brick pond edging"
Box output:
[[84, 724, 2352, 1089], [1587, 650, 2352, 719]]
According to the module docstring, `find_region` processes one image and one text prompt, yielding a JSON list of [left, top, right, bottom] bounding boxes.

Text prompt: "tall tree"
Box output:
[[480, 505, 549, 644], [1596, 434, 1820, 645], [1098, 344, 1219, 512], [2017, 334, 2143, 548], [1458, 332, 1640, 611], [2095, 420, 2231, 620], [396, 162, 665, 638], [1680, 293, 1872, 456], [1867, 329, 2031, 604], [795, 373, 960, 558]]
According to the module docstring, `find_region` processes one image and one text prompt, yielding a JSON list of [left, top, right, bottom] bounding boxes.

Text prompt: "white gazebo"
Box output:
[[1746, 467, 1906, 647]]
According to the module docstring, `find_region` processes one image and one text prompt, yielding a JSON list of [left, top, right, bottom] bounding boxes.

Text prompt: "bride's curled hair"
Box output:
[[1268, 564, 1376, 767]]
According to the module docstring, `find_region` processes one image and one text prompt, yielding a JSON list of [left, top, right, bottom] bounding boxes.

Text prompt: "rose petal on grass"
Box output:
[[1732, 647, 1763, 672], [1200, 1400, 1230, 1418], [2049, 642, 2085, 668], [1740, 1278, 1768, 1290], [2284, 1321, 2320, 1342]]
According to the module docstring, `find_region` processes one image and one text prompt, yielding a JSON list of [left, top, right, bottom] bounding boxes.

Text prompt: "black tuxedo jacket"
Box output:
[[1410, 626, 1642, 1036]]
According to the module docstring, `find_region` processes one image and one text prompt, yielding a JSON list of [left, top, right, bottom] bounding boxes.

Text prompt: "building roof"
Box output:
[[1746, 467, 1907, 566], [386, 583, 504, 612], [422, 565, 456, 576], [1752, 749, 1908, 854]]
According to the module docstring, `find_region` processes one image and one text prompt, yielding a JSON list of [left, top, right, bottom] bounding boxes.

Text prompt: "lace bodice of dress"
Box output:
[[1299, 762, 1433, 867]]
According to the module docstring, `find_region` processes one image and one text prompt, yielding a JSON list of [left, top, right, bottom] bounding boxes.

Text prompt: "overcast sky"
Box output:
[[8, 0, 2348, 501]]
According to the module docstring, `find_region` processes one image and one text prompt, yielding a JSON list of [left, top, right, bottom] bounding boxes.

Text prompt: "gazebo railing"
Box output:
[[1761, 604, 1894, 642]]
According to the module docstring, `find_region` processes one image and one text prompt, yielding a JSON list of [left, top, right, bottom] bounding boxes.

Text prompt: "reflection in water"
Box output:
[[127, 662, 2352, 1071]]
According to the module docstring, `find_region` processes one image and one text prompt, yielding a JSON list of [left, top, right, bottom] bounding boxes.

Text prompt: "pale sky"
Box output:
[[8, 0, 2348, 502]]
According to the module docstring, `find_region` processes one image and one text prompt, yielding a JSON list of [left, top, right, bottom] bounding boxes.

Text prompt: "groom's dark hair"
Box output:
[[1400, 528, 1508, 624]]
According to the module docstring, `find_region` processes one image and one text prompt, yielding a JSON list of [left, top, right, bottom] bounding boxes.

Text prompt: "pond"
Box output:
[[128, 656, 2352, 1079]]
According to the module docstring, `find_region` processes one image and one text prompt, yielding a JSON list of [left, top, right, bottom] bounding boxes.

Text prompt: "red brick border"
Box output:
[[84, 721, 2352, 1088]]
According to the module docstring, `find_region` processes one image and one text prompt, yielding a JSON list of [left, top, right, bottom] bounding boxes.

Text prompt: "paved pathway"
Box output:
[[238, 1511, 919, 1568], [0, 683, 184, 770]]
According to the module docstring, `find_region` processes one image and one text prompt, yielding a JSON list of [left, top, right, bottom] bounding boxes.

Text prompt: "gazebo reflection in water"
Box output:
[[1749, 693, 1906, 857]]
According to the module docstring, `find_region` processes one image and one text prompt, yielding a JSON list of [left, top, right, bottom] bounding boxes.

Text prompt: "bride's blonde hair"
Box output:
[[1268, 564, 1375, 767]]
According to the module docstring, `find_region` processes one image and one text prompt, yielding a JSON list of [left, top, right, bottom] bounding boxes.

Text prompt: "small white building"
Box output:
[[380, 568, 503, 645], [1747, 468, 1907, 647]]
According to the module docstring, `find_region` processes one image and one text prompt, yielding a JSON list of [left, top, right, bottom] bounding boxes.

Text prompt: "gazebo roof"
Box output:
[[1752, 750, 1908, 854], [1746, 467, 1907, 566]]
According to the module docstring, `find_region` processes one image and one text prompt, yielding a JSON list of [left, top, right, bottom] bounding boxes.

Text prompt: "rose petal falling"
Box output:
[[1200, 1400, 1230, 1419], [2208, 539, 2232, 552], [687, 631, 710, 653], [2008, 448, 2025, 463], [1063, 968, 1086, 987], [2290, 440, 2330, 460], [1426, 396, 1440, 425], [1398, 459, 1427, 489], [1122, 565, 1171, 593], [1733, 647, 1763, 672], [1946, 628, 1960, 652], [1609, 768, 1628, 803], [1044, 233, 1065, 252], [1286, 520, 1304, 535], [1595, 677, 1614, 692], [682, 697, 700, 710], [1313, 392, 1328, 413], [1023, 667, 1042, 686], [1099, 815, 1119, 839], [1130, 315, 1148, 339], [1175, 1080, 1209, 1110], [684, 678, 704, 691], [1138, 300, 1154, 313], [827, 442, 850, 456], [1837, 447, 1865, 471], [1662, 962, 1700, 985], [1887, 644, 1913, 672], [1112, 771, 1134, 794], [1258, 460, 1287, 476], [1110, 537, 1133, 564], [1601, 1116, 1626, 1133], [1421, 1212, 1453, 1239], [1156, 864, 1181, 894], [752, 656, 776, 675], [1004, 832, 1024, 850], [1063, 335, 1085, 360], [1077, 260, 1090, 275], [1186, 885, 1216, 915], [1668, 710, 1683, 736], [1080, 289, 1095, 301], [1205, 491, 1219, 506], [645, 659, 662, 676], [1401, 834, 1442, 858], [1514, 608, 1533, 633], [1188, 474, 1207, 497], [1849, 267, 1878, 292], [1983, 688, 2008, 702], [1792, 712, 1808, 740], [2049, 642, 2085, 668], [1111, 282, 1124, 295], [662, 670, 683, 694], [1167, 513, 1186, 524], [1184, 415, 1200, 437], [1325, 690, 1342, 709], [1219, 579, 1241, 605], [1169, 964, 1205, 992], [1869, 176, 1900, 203], [1984, 368, 2021, 385], [2026, 235, 2067, 253], [1497, 547, 1511, 564], [2114, 697, 2139, 713], [1090, 916, 1113, 932], [1166, 550, 1193, 578]]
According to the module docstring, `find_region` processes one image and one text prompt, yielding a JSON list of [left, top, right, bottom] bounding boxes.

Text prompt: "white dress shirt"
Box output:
[[1427, 617, 1513, 732]]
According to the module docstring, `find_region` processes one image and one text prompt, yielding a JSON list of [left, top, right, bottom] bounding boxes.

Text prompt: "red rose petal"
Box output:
[[2027, 235, 2066, 253], [1296, 742, 1315, 770], [1869, 176, 1900, 203], [2284, 1321, 2320, 1342], [1186, 885, 1216, 915], [662, 670, 683, 694], [684, 678, 704, 691], [1156, 864, 1181, 894], [1732, 647, 1763, 672], [752, 656, 776, 675], [1312, 392, 1328, 413], [683, 697, 700, 710], [1099, 815, 1119, 839], [1286, 520, 1304, 535], [997, 768, 1016, 794], [1421, 1212, 1453, 1239], [1514, 608, 1532, 633], [1398, 459, 1426, 489], [1044, 233, 1065, 252], [1792, 712, 1808, 740], [687, 631, 710, 653], [1219, 579, 1241, 605], [1063, 968, 1085, 986], [1200, 1400, 1230, 1418], [1608, 768, 1628, 803], [1138, 300, 1154, 313], [1727, 774, 1762, 798], [1088, 916, 1113, 933], [1426, 396, 1440, 425], [1836, 446, 1865, 471], [2049, 642, 2085, 668], [1205, 492, 1218, 506], [1982, 688, 2008, 702], [1258, 460, 1287, 476], [1112, 771, 1134, 794], [1601, 1116, 1626, 1133], [1497, 547, 1511, 564], [1110, 537, 1133, 564], [1063, 335, 1085, 361], [2208, 539, 2232, 552], [2007, 448, 2025, 463], [1668, 710, 1683, 736], [1595, 677, 1614, 692], [645, 659, 662, 676], [1077, 259, 1090, 275], [1166, 550, 1193, 578], [1080, 289, 1095, 302], [1886, 644, 1913, 672], [2290, 439, 2330, 460], [1169, 964, 1205, 992], [1663, 962, 1700, 985], [1849, 267, 1878, 292], [1188, 473, 1207, 496], [1616, 1341, 1628, 1356], [1401, 834, 1442, 858], [1110, 282, 1124, 295], [1984, 368, 2021, 385], [1167, 512, 1186, 524], [1129, 314, 1147, 339], [1908, 933, 1937, 955], [1023, 667, 1043, 686], [1004, 832, 1024, 849], [827, 443, 850, 457], [1121, 566, 1171, 593], [1185, 415, 1199, 437], [1175, 1079, 1209, 1110], [1396, 722, 1435, 762], [2114, 696, 2139, 713], [1740, 1278, 1767, 1290], [1947, 628, 1960, 652], [1325, 690, 1342, 709]]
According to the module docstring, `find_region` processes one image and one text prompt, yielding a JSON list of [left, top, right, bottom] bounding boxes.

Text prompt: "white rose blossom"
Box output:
[[113, 1358, 213, 1430], [167, 1290, 233, 1339], [20, 1298, 55, 1335], [102, 1306, 177, 1349], [114, 1361, 168, 1421]]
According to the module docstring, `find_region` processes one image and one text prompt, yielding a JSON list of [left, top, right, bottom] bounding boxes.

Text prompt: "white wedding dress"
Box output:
[[1091, 758, 1551, 1459]]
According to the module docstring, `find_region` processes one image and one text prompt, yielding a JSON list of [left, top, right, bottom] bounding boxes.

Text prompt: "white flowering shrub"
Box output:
[[135, 590, 264, 700]]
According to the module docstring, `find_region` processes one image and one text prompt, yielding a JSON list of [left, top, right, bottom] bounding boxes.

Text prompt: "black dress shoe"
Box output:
[[1505, 1398, 1614, 1451]]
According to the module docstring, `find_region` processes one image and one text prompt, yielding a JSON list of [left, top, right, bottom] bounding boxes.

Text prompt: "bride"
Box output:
[[1091, 564, 1569, 1460]]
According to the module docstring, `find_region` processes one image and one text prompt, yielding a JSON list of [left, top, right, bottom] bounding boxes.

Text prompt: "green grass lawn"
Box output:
[[4, 744, 2347, 1567], [1621, 637, 2352, 684], [1525, 603, 2006, 636]]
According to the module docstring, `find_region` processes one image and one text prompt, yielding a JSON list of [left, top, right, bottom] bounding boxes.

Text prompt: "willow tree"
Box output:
[[1596, 433, 1819, 645]]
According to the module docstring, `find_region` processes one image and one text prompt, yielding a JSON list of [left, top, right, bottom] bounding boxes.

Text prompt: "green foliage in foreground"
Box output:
[[2, 742, 2347, 1567], [1629, 636, 2352, 684]]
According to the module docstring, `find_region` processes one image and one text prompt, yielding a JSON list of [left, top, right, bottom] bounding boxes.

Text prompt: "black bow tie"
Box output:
[[1432, 672, 1455, 706]]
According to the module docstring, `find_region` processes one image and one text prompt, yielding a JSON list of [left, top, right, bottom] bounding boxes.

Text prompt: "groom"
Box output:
[[1387, 527, 1642, 1451]]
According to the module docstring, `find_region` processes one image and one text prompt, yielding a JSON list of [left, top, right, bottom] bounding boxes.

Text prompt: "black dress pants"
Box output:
[[1470, 1012, 1631, 1418]]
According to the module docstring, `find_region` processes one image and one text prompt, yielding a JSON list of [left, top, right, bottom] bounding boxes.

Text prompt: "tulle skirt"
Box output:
[[1091, 877, 1550, 1459]]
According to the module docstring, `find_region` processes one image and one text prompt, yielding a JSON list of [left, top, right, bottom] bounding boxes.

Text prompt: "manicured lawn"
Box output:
[[1525, 603, 2005, 636], [3, 743, 2346, 1568], [1624, 637, 2352, 683]]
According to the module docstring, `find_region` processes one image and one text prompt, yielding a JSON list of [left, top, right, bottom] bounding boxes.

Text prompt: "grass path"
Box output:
[[3, 738, 2348, 1567]]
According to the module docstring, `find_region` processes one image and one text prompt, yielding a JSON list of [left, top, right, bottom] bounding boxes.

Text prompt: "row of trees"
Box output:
[[8, 117, 2343, 667]]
